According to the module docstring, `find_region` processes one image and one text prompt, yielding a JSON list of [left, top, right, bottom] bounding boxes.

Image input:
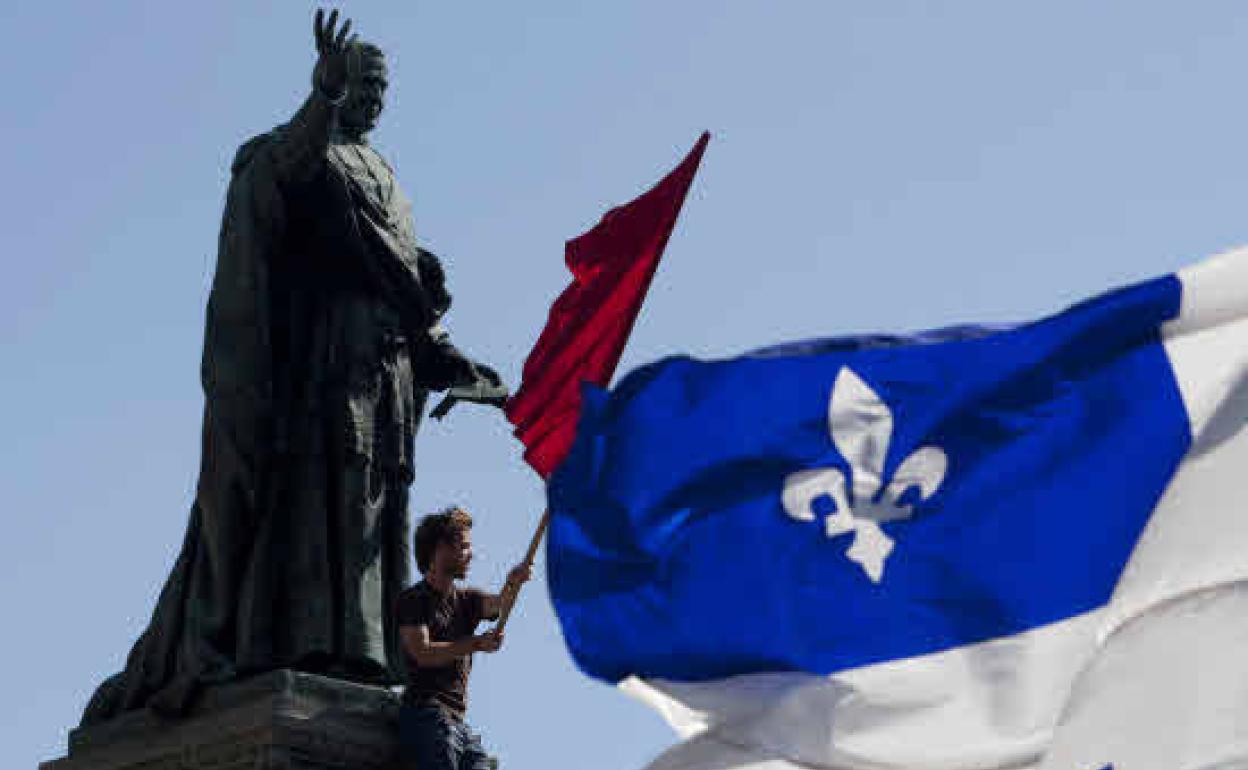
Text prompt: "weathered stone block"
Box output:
[[41, 670, 407, 770]]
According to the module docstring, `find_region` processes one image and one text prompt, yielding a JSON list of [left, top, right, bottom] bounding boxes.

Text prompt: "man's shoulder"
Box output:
[[398, 580, 433, 601], [395, 581, 433, 618], [397, 581, 483, 602], [457, 586, 490, 619]]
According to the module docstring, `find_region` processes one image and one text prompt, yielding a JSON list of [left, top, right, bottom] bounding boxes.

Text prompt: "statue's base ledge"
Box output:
[[41, 669, 405, 770]]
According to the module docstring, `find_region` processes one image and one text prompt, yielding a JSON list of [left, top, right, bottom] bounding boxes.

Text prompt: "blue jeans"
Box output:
[[398, 703, 493, 770]]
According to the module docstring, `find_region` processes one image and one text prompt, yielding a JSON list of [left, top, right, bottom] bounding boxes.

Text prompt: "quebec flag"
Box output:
[[547, 249, 1248, 770]]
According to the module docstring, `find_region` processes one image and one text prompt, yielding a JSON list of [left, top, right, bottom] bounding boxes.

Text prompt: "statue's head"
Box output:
[[338, 40, 387, 138]]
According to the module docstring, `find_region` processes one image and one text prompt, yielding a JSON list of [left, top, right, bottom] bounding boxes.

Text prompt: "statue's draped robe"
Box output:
[[83, 116, 469, 725]]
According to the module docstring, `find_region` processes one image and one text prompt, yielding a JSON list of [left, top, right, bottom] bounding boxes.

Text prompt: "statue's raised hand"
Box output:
[[312, 8, 353, 102]]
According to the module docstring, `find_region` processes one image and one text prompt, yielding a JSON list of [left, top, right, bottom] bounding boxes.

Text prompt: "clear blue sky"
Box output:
[[6, 2, 1248, 768]]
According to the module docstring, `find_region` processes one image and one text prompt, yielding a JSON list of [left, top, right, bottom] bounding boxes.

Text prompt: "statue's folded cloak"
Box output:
[[83, 124, 466, 725]]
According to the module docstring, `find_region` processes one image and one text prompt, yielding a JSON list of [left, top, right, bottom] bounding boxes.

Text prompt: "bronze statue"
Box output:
[[82, 9, 505, 725]]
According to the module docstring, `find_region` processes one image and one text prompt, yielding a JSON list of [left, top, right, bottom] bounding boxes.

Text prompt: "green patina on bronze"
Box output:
[[81, 10, 505, 726]]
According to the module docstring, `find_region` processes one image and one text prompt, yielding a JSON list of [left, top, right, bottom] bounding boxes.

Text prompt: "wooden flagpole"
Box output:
[[494, 509, 551, 633]]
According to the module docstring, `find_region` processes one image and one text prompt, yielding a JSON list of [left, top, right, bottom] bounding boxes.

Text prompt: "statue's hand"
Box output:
[[312, 8, 354, 102], [471, 363, 506, 393], [429, 362, 510, 421], [466, 362, 510, 408]]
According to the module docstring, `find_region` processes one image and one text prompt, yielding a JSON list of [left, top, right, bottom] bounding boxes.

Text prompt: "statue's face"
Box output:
[[339, 50, 387, 136]]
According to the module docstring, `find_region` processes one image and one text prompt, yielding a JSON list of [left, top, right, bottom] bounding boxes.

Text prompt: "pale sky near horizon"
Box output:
[[7, 3, 1248, 769]]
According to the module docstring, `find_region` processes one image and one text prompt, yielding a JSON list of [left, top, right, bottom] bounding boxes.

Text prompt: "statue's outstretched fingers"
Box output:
[[334, 18, 352, 50], [317, 9, 340, 52]]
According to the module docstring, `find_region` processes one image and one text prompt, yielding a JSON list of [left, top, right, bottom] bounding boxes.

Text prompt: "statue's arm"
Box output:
[[417, 248, 453, 318], [269, 92, 338, 178], [270, 10, 354, 180], [407, 251, 509, 408], [411, 329, 484, 391]]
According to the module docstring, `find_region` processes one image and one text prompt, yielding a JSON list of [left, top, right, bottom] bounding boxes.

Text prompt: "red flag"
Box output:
[[505, 132, 710, 477]]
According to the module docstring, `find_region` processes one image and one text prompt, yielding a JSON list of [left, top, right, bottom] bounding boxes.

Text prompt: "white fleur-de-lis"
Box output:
[[782, 367, 947, 582]]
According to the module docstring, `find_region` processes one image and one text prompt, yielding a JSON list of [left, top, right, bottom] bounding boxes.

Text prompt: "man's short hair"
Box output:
[[414, 506, 473, 574]]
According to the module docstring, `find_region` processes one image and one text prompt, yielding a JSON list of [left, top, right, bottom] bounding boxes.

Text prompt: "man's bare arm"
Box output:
[[481, 593, 502, 621], [400, 625, 502, 668], [481, 563, 534, 619]]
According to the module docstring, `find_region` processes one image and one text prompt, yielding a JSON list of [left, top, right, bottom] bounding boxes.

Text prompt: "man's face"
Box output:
[[433, 529, 472, 580], [339, 55, 387, 135]]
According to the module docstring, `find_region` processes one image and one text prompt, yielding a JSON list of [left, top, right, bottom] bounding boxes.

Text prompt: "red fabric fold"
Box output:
[[505, 132, 710, 477]]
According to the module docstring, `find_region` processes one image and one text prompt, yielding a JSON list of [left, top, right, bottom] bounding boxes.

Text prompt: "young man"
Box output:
[[396, 507, 531, 770]]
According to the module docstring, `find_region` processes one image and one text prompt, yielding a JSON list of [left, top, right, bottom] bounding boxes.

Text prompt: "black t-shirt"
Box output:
[[394, 581, 495, 718]]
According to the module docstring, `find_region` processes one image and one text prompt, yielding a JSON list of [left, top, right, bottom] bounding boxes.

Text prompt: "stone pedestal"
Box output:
[[40, 670, 409, 770]]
